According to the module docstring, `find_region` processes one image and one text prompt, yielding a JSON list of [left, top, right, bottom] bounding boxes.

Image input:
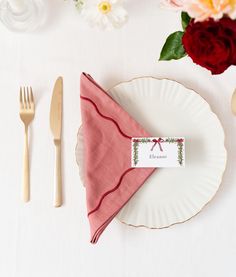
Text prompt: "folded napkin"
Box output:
[[80, 73, 155, 243]]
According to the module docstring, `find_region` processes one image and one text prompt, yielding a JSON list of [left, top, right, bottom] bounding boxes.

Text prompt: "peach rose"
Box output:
[[184, 0, 236, 21]]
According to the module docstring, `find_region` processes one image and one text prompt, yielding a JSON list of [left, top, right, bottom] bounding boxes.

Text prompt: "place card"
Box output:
[[131, 137, 185, 168]]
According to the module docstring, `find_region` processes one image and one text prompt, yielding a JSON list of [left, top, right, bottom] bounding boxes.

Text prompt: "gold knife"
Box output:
[[50, 77, 63, 207], [232, 89, 236, 116]]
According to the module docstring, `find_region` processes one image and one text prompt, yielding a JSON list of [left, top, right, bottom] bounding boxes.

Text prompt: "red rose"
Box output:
[[182, 17, 236, 74]]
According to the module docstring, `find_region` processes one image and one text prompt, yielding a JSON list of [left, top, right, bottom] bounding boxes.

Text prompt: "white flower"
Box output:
[[81, 0, 128, 30]]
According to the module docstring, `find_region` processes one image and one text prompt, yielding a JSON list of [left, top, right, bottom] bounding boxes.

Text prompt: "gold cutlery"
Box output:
[[50, 77, 63, 207], [19, 87, 35, 202], [232, 89, 236, 115]]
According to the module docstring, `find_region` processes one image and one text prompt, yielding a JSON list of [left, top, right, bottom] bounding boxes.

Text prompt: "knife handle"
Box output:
[[54, 140, 62, 207]]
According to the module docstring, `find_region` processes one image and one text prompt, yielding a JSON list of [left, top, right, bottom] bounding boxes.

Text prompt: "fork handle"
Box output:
[[54, 140, 62, 207], [23, 126, 30, 202]]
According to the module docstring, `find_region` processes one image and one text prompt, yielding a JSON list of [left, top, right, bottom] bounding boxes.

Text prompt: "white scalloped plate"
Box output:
[[76, 77, 227, 229]]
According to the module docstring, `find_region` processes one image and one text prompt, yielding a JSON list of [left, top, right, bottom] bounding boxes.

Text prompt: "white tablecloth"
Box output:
[[0, 1, 236, 276]]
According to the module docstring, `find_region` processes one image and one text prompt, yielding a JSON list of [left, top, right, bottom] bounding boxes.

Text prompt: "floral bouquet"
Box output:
[[160, 0, 236, 74]]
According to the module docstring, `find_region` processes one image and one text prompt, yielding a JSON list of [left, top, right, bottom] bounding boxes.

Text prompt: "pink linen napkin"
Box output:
[[80, 73, 155, 243]]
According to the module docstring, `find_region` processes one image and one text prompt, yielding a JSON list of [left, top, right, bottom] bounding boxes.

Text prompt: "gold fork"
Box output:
[[19, 87, 35, 202]]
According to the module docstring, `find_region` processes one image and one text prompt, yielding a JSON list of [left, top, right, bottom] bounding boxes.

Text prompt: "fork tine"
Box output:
[[26, 87, 30, 109], [20, 87, 23, 108], [23, 87, 27, 109], [30, 87, 34, 106]]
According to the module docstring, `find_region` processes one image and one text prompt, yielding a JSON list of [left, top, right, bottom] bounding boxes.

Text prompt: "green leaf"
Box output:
[[159, 31, 186, 61], [181, 12, 191, 31]]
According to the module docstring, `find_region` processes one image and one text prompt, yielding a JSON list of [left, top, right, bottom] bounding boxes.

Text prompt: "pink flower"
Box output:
[[162, 0, 236, 21], [160, 0, 185, 10], [185, 0, 236, 21]]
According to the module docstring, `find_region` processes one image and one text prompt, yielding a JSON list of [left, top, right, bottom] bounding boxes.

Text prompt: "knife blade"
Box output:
[[50, 77, 63, 140], [50, 77, 63, 207]]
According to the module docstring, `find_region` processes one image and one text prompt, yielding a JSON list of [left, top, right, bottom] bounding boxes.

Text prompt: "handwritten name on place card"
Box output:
[[131, 137, 185, 168]]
